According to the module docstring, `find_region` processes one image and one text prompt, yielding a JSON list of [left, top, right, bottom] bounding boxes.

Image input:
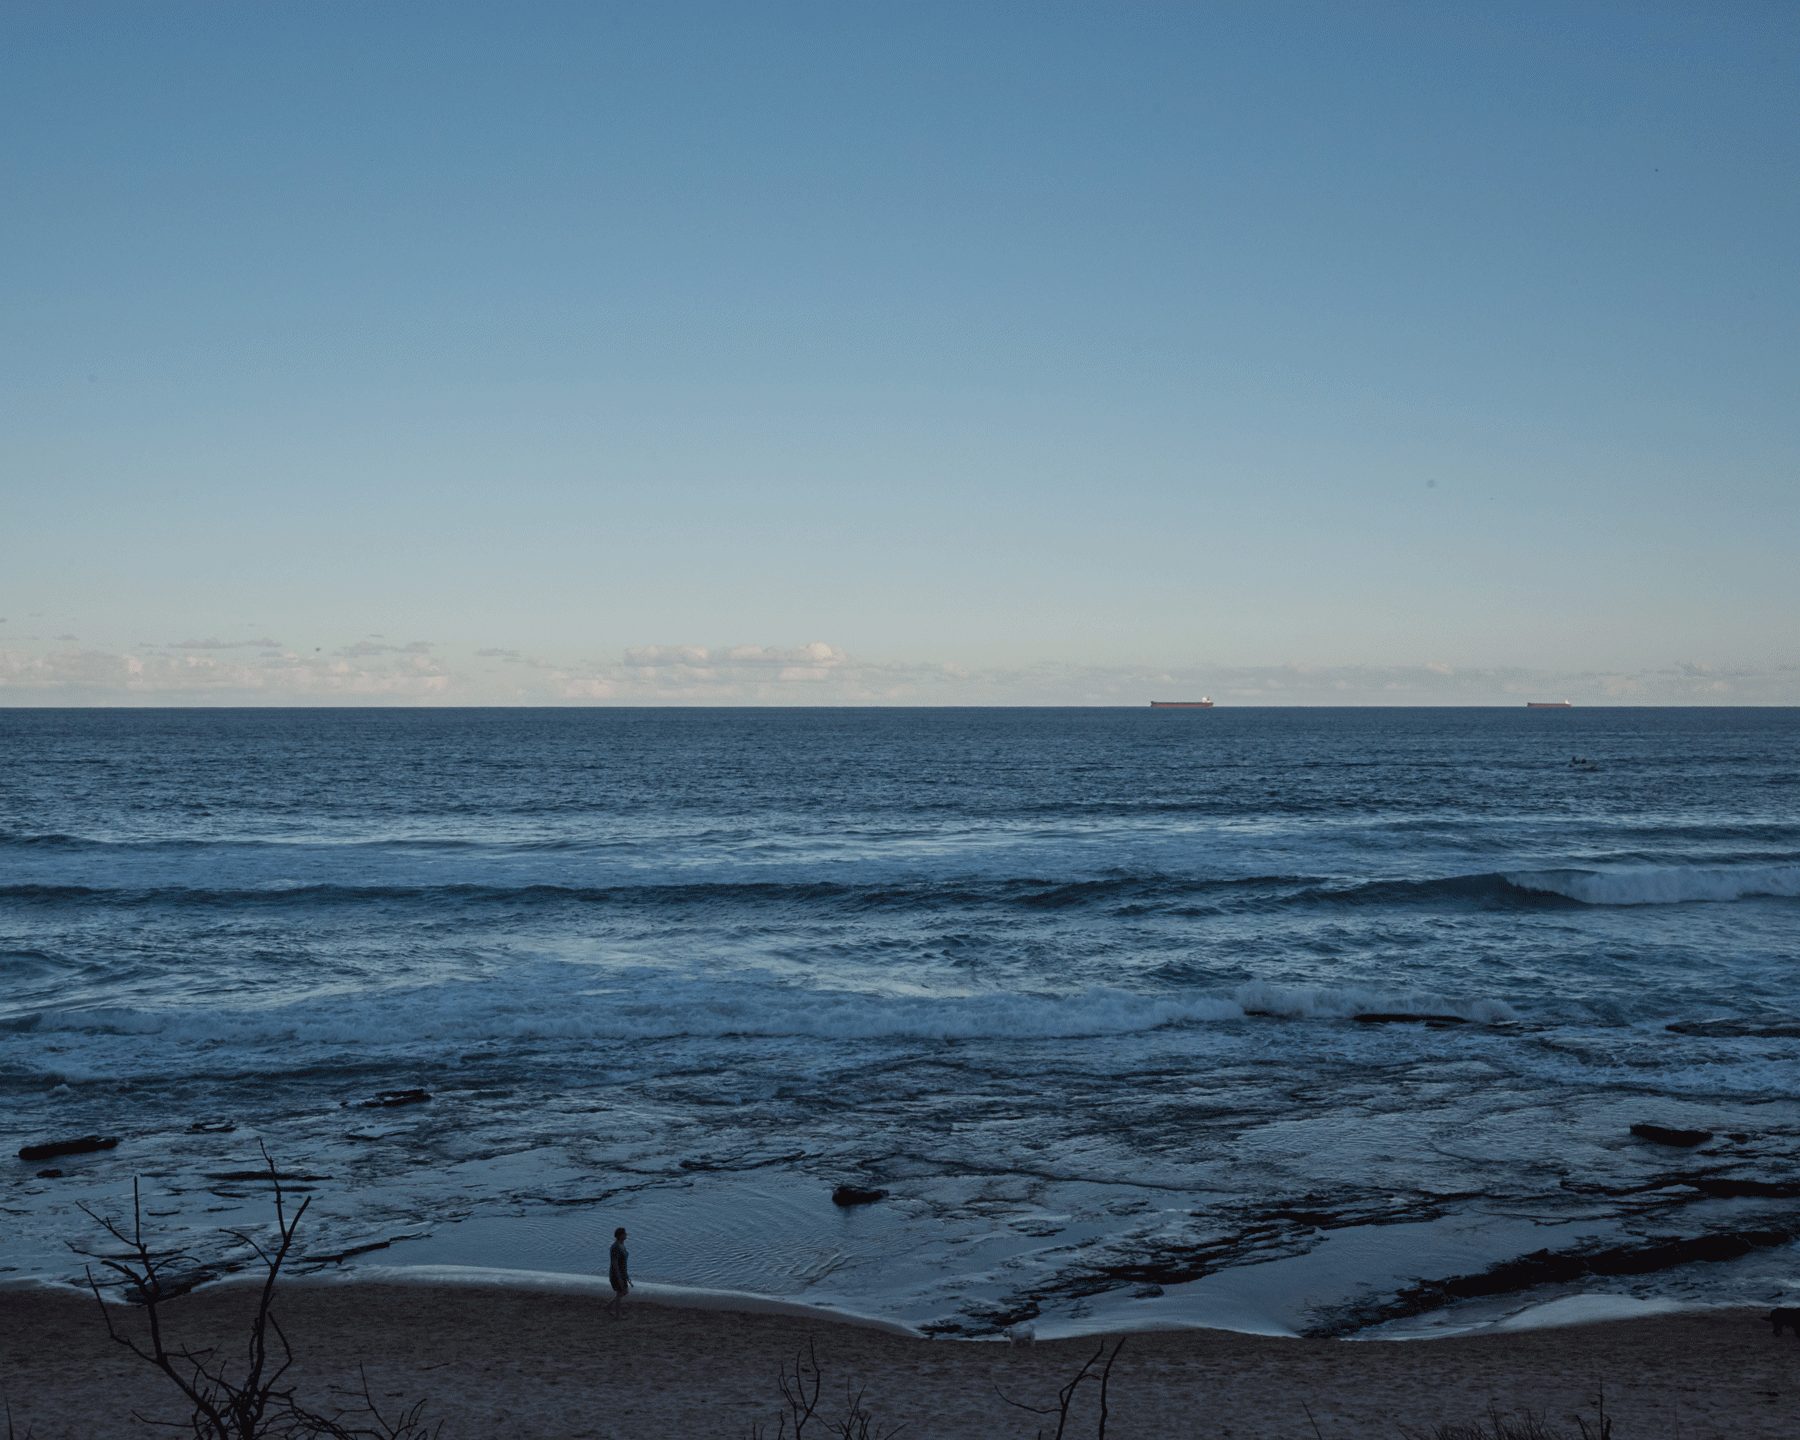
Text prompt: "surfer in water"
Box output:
[[608, 1226, 631, 1318]]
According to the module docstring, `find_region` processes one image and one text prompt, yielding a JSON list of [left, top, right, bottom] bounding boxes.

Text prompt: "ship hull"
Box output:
[[1150, 701, 1213, 709]]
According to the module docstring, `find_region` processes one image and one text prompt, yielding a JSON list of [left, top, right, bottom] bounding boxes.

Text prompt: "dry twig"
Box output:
[[69, 1144, 436, 1440], [747, 1338, 902, 1440], [995, 1336, 1127, 1440]]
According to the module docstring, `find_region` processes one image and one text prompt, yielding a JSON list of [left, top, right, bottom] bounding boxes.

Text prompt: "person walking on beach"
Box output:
[[607, 1226, 631, 1318]]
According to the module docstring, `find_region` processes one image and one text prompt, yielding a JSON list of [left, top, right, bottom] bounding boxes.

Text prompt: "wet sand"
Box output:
[[2, 1281, 1795, 1438]]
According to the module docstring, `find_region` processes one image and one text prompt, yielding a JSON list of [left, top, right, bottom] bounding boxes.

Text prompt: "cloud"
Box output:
[[623, 644, 712, 667], [3, 634, 1796, 706], [0, 644, 451, 701], [478, 646, 556, 670], [0, 649, 140, 689], [557, 641, 879, 701], [169, 637, 284, 650], [621, 641, 849, 674], [336, 639, 433, 658]]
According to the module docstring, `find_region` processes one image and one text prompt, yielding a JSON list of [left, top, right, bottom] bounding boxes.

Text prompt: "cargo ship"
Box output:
[[1526, 700, 1572, 709], [1150, 698, 1213, 709]]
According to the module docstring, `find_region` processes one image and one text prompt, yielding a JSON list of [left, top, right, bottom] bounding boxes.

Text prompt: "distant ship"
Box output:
[[1526, 700, 1572, 709], [1150, 698, 1213, 709]]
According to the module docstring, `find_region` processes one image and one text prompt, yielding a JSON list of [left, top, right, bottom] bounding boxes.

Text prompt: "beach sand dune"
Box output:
[[2, 1282, 1795, 1438]]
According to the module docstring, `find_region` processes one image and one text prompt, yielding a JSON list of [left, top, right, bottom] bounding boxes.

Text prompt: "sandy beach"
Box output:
[[3, 1281, 1795, 1439]]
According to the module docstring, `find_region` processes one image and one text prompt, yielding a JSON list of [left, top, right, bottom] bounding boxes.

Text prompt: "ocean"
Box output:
[[3, 706, 1798, 1337]]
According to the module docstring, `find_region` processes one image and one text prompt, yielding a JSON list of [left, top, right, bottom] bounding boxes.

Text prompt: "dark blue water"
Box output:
[[3, 708, 1797, 1335]]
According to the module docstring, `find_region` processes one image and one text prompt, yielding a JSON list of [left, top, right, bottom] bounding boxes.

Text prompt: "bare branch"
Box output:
[[995, 1336, 1123, 1440], [5, 1396, 38, 1440], [1096, 1337, 1124, 1440], [993, 1382, 1061, 1418], [72, 1152, 438, 1440], [776, 1338, 824, 1438]]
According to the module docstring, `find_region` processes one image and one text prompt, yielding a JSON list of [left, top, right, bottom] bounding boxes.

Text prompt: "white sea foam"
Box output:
[[1492, 1294, 1696, 1331], [16, 984, 1235, 1049], [1506, 863, 1800, 906], [1371, 1293, 1707, 1340], [7, 970, 1519, 1078], [1231, 981, 1517, 1024]]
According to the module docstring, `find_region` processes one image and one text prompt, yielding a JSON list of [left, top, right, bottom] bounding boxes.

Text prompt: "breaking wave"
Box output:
[[3, 972, 1519, 1074], [1504, 863, 1800, 906], [6, 864, 1792, 912]]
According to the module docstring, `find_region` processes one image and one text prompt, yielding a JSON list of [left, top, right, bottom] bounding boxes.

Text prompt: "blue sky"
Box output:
[[2, 1, 1795, 703]]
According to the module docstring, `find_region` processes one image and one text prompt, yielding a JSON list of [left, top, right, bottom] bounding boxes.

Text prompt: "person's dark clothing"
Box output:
[[609, 1240, 629, 1294]]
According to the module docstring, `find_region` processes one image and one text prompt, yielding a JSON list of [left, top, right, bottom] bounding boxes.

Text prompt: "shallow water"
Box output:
[[3, 707, 1797, 1335]]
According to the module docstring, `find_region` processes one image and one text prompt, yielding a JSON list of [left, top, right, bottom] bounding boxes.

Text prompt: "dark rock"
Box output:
[[678, 1148, 807, 1174], [1308, 1220, 1800, 1336], [36, 1168, 63, 1179], [1631, 1123, 1713, 1148], [188, 1119, 236, 1134], [1689, 1176, 1800, 1199], [302, 1236, 402, 1266], [356, 1089, 432, 1109], [831, 1184, 888, 1207], [204, 1170, 331, 1183], [1132, 1283, 1166, 1298], [1267, 1208, 1337, 1228], [1667, 1019, 1800, 1039], [18, 1135, 119, 1162], [1351, 1012, 1469, 1027]]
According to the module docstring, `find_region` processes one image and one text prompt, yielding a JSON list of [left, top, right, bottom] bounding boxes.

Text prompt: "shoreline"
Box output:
[[0, 1261, 1738, 1345], [3, 1279, 1795, 1438]]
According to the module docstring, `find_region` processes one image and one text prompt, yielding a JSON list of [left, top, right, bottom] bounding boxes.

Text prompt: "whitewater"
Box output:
[[2, 706, 1798, 1338]]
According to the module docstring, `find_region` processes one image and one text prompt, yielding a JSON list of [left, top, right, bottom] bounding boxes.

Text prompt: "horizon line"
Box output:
[[4, 702, 1796, 713]]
